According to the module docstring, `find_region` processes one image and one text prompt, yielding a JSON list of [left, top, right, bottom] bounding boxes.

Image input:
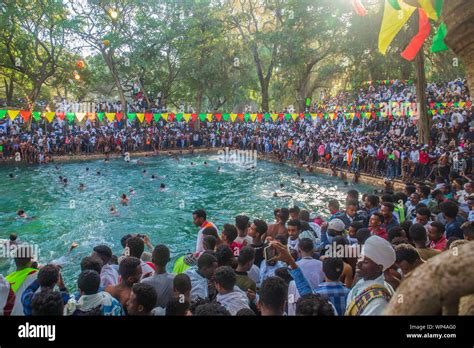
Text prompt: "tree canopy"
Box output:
[[0, 0, 465, 112]]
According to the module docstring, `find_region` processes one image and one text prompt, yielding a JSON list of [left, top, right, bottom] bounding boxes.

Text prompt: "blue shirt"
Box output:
[[21, 280, 70, 316], [445, 220, 464, 239], [314, 281, 350, 316], [289, 267, 349, 316]]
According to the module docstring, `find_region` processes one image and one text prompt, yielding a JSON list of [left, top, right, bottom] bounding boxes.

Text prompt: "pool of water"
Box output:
[[0, 154, 375, 288]]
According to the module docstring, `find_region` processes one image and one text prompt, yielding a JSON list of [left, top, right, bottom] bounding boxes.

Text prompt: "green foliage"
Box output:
[[0, 0, 466, 111]]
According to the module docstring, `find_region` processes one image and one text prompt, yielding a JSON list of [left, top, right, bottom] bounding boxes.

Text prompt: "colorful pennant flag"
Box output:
[[431, 22, 448, 52], [76, 113, 86, 122], [45, 112, 56, 122], [401, 8, 430, 61], [379, 0, 416, 55], [32, 111, 41, 121], [20, 110, 31, 122], [106, 113, 115, 122], [66, 112, 75, 122], [351, 0, 367, 16], [8, 110, 20, 120]]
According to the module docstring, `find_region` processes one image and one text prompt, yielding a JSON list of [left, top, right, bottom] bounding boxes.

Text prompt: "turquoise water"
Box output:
[[0, 154, 375, 287]]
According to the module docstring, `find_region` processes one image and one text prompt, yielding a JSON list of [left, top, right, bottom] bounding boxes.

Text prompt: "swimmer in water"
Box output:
[[63, 178, 68, 186], [204, 161, 208, 166], [280, 183, 285, 189], [273, 192, 292, 198], [55, 165, 60, 171], [120, 193, 129, 205], [110, 205, 119, 216], [86, 167, 89, 172], [17, 209, 28, 218], [142, 169, 147, 176], [79, 183, 85, 191], [8, 173, 15, 179], [217, 166, 222, 172], [97, 171, 101, 176], [129, 188, 136, 195], [159, 183, 166, 192], [151, 175, 156, 180], [301, 178, 304, 184], [297, 171, 301, 177], [190, 162, 196, 166], [59, 175, 63, 182]]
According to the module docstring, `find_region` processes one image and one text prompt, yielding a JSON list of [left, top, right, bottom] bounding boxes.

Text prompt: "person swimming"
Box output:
[[142, 169, 147, 175], [273, 192, 292, 198], [190, 162, 196, 166], [110, 205, 119, 216], [217, 166, 222, 172], [120, 193, 129, 205], [79, 183, 85, 191], [86, 167, 89, 172], [97, 171, 101, 175], [8, 173, 15, 179], [159, 183, 166, 192], [59, 175, 63, 182], [129, 188, 136, 195], [17, 210, 27, 218], [151, 174, 156, 180], [204, 161, 208, 166], [63, 178, 68, 185]]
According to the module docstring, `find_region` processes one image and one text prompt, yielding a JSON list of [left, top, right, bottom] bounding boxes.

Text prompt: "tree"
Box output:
[[229, 0, 285, 112], [68, 0, 139, 111], [0, 0, 69, 108]]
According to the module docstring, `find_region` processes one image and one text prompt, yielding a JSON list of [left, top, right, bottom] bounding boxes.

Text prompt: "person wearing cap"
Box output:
[[321, 218, 346, 250], [345, 235, 396, 316]]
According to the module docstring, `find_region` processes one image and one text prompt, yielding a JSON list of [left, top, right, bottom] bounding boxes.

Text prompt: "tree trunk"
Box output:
[[102, 50, 127, 112], [385, 243, 474, 315], [443, 0, 474, 95], [415, 47, 430, 144], [4, 78, 13, 106], [194, 84, 203, 132], [261, 80, 270, 113]]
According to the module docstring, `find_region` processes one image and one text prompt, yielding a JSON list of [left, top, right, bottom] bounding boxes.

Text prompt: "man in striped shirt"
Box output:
[[314, 258, 350, 316]]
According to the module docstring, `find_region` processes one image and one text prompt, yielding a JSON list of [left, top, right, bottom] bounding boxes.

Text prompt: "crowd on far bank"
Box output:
[[1, 79, 472, 184]]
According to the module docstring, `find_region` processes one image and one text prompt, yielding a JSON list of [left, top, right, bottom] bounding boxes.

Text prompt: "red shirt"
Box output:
[[369, 227, 388, 240], [419, 151, 429, 165], [230, 241, 243, 256], [429, 236, 447, 251]]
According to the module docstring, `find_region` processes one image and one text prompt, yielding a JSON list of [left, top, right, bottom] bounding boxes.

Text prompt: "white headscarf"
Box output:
[[361, 236, 396, 271]]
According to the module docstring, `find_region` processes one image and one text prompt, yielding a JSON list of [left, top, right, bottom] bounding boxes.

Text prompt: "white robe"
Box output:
[[345, 274, 394, 316]]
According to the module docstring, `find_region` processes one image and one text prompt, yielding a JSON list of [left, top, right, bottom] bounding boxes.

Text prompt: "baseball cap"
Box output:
[[328, 219, 345, 232]]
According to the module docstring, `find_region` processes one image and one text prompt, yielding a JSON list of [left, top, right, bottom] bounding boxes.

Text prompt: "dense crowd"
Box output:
[[1, 78, 473, 316], [2, 175, 474, 316], [1, 79, 472, 182]]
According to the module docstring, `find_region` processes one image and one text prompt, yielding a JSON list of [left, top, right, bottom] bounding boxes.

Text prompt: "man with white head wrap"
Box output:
[[345, 235, 396, 316]]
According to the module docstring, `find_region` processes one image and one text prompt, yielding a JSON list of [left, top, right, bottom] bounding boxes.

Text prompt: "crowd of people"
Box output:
[[0, 79, 472, 183], [2, 173, 474, 316], [0, 78, 472, 316]]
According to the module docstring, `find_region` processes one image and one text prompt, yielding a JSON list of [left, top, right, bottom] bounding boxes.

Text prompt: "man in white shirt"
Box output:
[[296, 239, 324, 289]]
